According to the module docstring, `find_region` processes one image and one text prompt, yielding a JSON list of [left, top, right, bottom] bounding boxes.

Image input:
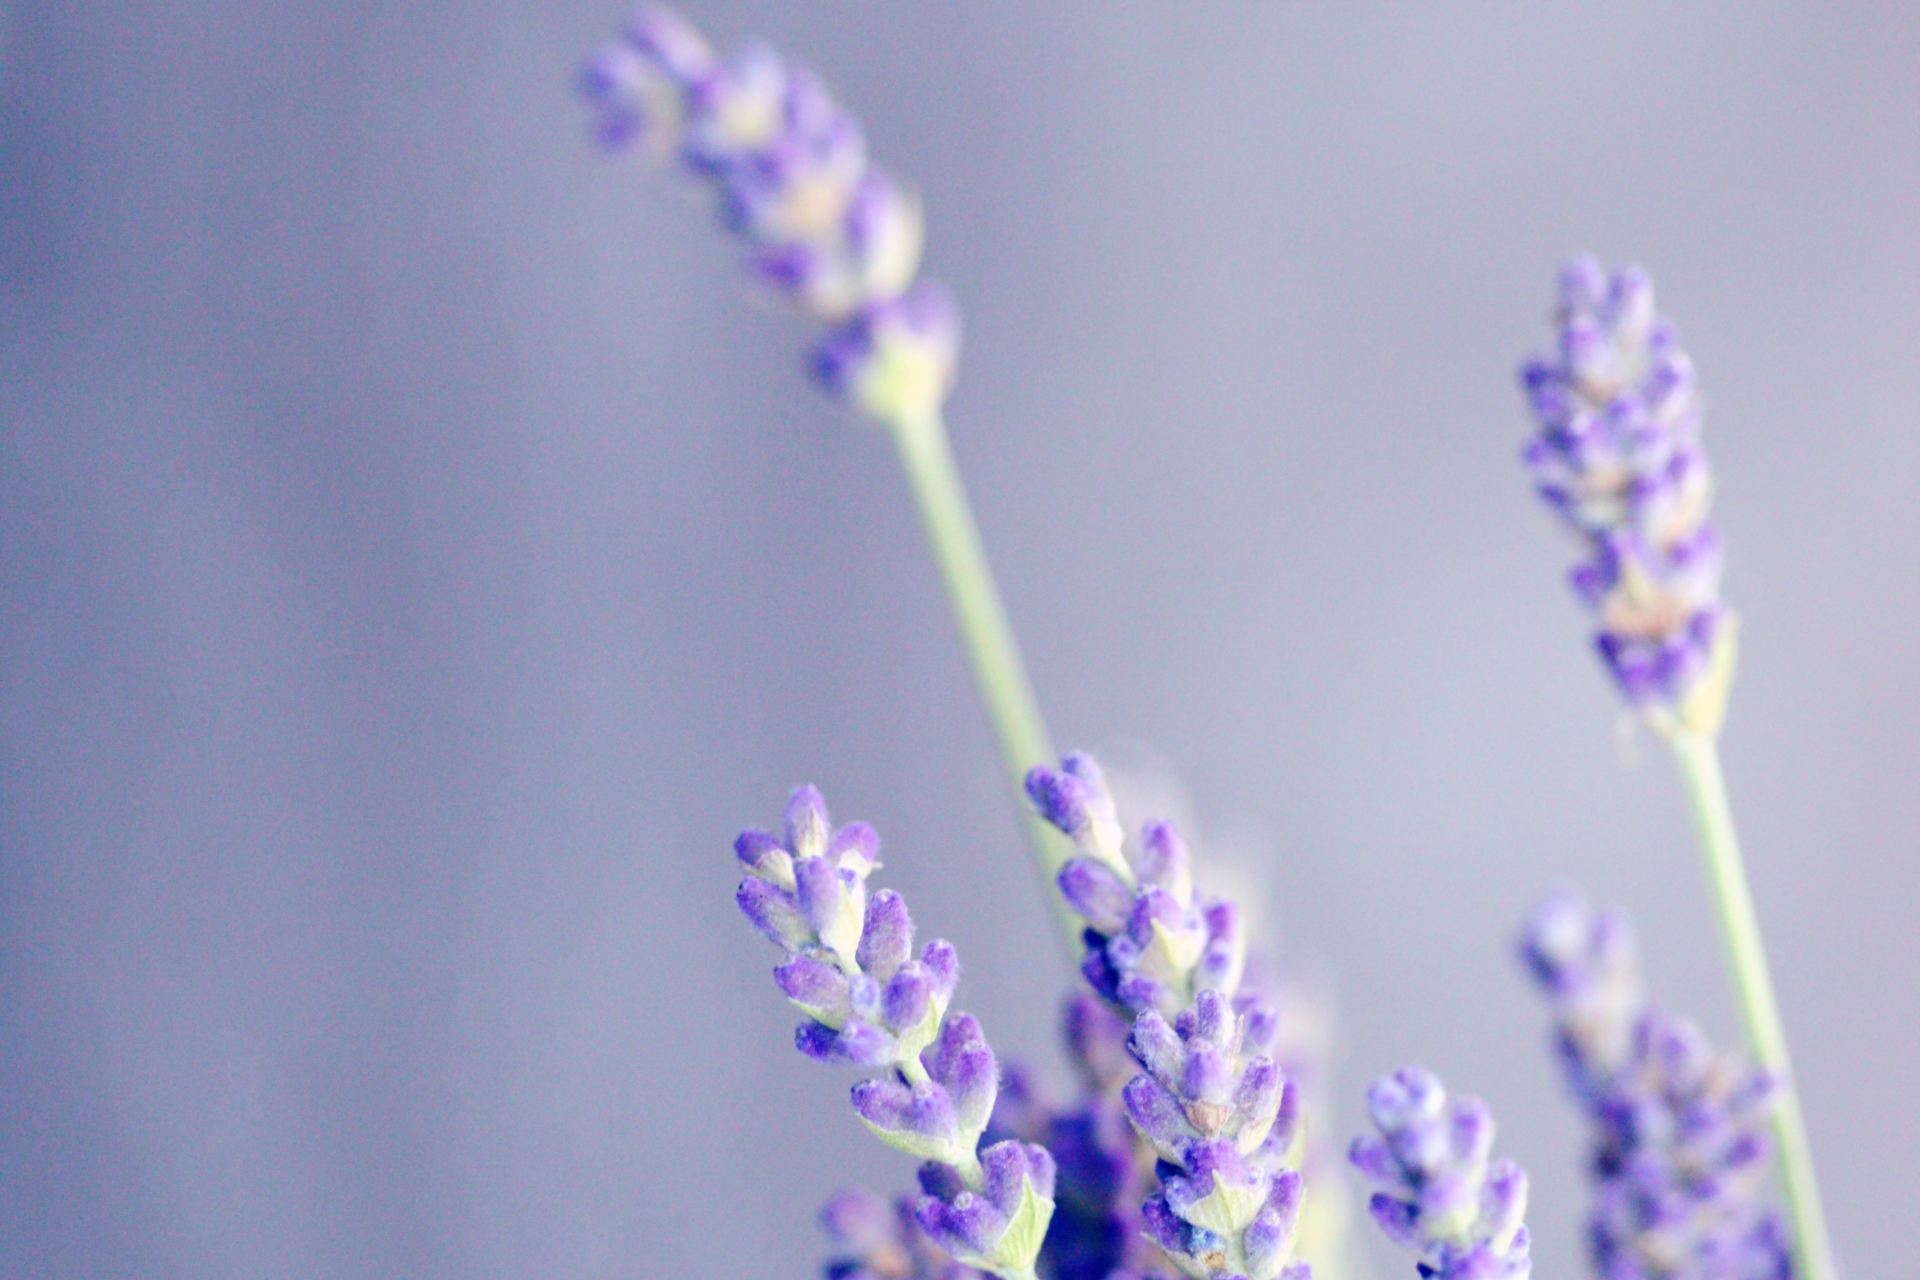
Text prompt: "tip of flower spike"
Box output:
[[784, 784, 831, 859], [1521, 254, 1731, 725], [623, 6, 715, 82]]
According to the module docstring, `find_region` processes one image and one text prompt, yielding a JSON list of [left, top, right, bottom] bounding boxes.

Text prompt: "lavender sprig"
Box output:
[[583, 8, 1070, 949], [1028, 754, 1311, 1280], [1349, 1068, 1532, 1280], [1518, 255, 1730, 734], [735, 786, 1056, 1280], [1515, 260, 1836, 1280], [1520, 894, 1790, 1279], [581, 8, 954, 423]]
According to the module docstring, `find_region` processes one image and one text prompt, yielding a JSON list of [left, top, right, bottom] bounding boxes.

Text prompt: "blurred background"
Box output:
[[4, 3, 1916, 1276]]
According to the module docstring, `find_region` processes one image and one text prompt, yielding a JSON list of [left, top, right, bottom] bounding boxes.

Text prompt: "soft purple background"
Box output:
[[4, 3, 1916, 1277]]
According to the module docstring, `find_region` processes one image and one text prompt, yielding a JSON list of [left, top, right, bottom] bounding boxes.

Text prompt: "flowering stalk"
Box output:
[[735, 786, 1056, 1280], [1349, 1067, 1532, 1280], [1520, 892, 1790, 1278], [1028, 753, 1312, 1280], [1517, 256, 1834, 1280], [580, 7, 1073, 950]]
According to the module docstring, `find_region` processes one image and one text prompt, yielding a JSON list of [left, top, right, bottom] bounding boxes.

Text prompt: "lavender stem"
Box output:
[[1669, 728, 1837, 1280], [891, 409, 1078, 951]]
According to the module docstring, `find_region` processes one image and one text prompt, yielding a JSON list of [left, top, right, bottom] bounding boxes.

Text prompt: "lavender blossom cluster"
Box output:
[[581, 6, 960, 425], [1520, 894, 1789, 1279], [735, 787, 1056, 1279], [573, 11, 1833, 1280], [1028, 754, 1311, 1280], [1349, 1067, 1533, 1280], [1518, 257, 1731, 725]]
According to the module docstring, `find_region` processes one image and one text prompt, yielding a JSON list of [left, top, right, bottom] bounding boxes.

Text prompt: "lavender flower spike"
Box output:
[[581, 9, 1066, 965], [1515, 264, 1836, 1278], [1029, 753, 1311, 1280], [580, 6, 956, 425], [1130, 991, 1311, 1280], [1517, 256, 1734, 736], [1520, 893, 1790, 1280], [735, 786, 1054, 1280], [1350, 1067, 1532, 1280]]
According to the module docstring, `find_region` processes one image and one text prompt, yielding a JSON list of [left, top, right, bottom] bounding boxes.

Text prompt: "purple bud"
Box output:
[[1183, 1046, 1233, 1109], [796, 1019, 892, 1067], [926, 1014, 997, 1135], [856, 889, 913, 979], [1123, 1073, 1193, 1157], [736, 876, 808, 950], [880, 963, 934, 1032], [1140, 1194, 1188, 1255], [794, 855, 849, 939], [1138, 820, 1192, 898], [774, 954, 850, 1020], [828, 820, 879, 873], [1025, 765, 1095, 836], [1128, 1010, 1184, 1080], [785, 785, 831, 859], [1367, 1192, 1420, 1249], [918, 938, 958, 999], [1057, 858, 1132, 934], [733, 828, 786, 877], [852, 1077, 959, 1149], [981, 1137, 1056, 1206]]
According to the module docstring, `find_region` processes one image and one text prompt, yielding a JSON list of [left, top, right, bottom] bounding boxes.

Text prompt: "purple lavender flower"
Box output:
[[1349, 1067, 1532, 1280], [736, 786, 1055, 1279], [1026, 754, 1243, 1017], [1519, 893, 1790, 1279], [580, 7, 957, 423], [1027, 754, 1311, 1280], [1518, 256, 1734, 729]]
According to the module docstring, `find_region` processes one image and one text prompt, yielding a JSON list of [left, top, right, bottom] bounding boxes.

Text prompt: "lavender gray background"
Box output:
[[4, 3, 1916, 1276]]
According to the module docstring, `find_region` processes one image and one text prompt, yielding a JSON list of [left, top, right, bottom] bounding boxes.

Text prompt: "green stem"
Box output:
[[1668, 730, 1837, 1280], [887, 410, 1078, 953]]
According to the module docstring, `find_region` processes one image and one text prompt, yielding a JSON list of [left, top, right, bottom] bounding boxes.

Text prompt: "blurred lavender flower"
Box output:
[[821, 1187, 986, 1280], [580, 6, 958, 424], [736, 786, 1055, 1279], [1519, 893, 1790, 1279], [1349, 1067, 1532, 1280], [1028, 754, 1312, 1280], [1517, 256, 1733, 733], [989, 993, 1172, 1280]]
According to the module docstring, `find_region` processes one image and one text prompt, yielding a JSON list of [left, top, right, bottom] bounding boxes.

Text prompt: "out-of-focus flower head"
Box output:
[[1518, 256, 1734, 733], [820, 1186, 986, 1280], [1519, 893, 1790, 1279], [580, 7, 956, 423], [1349, 1067, 1532, 1280]]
